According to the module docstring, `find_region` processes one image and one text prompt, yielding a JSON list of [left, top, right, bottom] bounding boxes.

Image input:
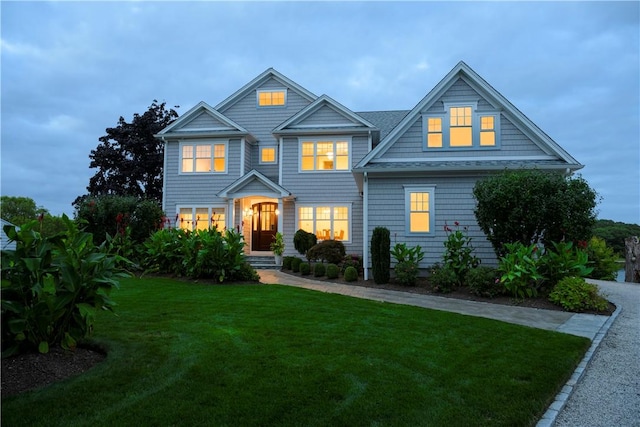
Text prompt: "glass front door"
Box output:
[[251, 202, 277, 251]]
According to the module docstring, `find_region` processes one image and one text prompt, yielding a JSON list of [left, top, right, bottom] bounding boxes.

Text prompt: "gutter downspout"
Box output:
[[161, 136, 168, 215], [363, 171, 369, 281]]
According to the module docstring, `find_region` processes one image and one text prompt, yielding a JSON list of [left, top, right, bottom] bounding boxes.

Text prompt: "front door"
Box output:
[[251, 202, 277, 251]]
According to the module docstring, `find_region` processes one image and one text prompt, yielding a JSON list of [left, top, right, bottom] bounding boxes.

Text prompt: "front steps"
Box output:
[[246, 255, 280, 270]]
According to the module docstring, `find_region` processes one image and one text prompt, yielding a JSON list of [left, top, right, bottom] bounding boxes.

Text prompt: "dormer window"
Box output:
[[423, 102, 500, 150], [257, 89, 286, 107]]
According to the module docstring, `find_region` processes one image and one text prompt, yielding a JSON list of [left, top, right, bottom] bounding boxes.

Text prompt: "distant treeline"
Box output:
[[593, 219, 640, 256]]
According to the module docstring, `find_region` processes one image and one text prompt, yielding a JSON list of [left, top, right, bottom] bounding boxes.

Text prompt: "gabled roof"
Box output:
[[215, 68, 317, 112], [155, 101, 256, 142], [355, 61, 582, 170], [356, 110, 410, 140], [217, 169, 292, 199], [272, 94, 378, 136]]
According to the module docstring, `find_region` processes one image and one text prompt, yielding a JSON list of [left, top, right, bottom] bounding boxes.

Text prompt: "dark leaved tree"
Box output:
[[74, 100, 178, 208]]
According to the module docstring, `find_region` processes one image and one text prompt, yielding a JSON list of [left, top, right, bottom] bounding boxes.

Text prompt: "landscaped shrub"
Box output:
[[307, 239, 346, 264], [282, 256, 295, 270], [586, 237, 619, 281], [293, 229, 317, 256], [443, 222, 479, 285], [235, 262, 261, 282], [428, 264, 457, 293], [326, 263, 339, 279], [371, 227, 390, 284], [498, 242, 543, 299], [291, 257, 303, 272], [539, 241, 593, 288], [1, 216, 129, 356], [344, 266, 358, 282], [299, 262, 311, 275], [313, 263, 326, 277], [341, 254, 363, 276], [549, 277, 609, 312], [395, 260, 420, 286], [465, 266, 502, 298]]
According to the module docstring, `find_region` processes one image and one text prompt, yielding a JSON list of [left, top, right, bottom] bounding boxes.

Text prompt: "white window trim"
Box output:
[[422, 101, 501, 151], [259, 146, 278, 165], [178, 140, 228, 175], [175, 205, 227, 230], [403, 185, 435, 236], [256, 88, 287, 108], [297, 137, 352, 173], [295, 203, 352, 243]]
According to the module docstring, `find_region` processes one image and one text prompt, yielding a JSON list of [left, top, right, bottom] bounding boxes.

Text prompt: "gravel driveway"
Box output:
[[554, 279, 640, 427]]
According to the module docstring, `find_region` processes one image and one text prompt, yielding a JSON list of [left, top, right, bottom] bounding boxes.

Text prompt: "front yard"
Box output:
[[1, 276, 590, 426]]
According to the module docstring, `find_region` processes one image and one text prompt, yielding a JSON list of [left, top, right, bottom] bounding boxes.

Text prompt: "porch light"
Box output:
[[275, 209, 280, 216], [243, 208, 253, 217]]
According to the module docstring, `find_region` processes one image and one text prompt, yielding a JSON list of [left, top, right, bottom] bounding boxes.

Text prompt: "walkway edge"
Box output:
[[536, 302, 622, 427]]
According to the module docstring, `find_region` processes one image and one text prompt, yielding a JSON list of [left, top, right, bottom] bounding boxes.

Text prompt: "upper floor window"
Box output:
[[181, 142, 227, 173], [260, 146, 277, 164], [423, 102, 500, 150], [257, 89, 286, 107], [300, 138, 350, 172]]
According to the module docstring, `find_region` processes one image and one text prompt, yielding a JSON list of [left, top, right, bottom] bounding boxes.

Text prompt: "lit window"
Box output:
[[260, 147, 277, 164], [178, 207, 226, 230], [257, 90, 286, 107], [297, 205, 350, 241], [405, 186, 434, 234], [422, 104, 500, 150], [299, 138, 350, 172], [181, 142, 226, 173]]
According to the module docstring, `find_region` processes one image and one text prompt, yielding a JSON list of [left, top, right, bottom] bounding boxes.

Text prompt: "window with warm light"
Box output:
[[297, 205, 350, 241], [178, 207, 226, 230], [181, 142, 227, 173], [404, 186, 434, 234], [300, 138, 350, 172], [260, 147, 277, 164], [422, 103, 500, 150], [257, 89, 286, 107]]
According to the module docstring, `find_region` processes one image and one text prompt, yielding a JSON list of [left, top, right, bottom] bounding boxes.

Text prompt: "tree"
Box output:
[[473, 169, 598, 257], [0, 196, 66, 237], [592, 219, 640, 256], [74, 100, 178, 207]]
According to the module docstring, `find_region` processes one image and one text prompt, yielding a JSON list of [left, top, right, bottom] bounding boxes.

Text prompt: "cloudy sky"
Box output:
[[2, 1, 639, 224]]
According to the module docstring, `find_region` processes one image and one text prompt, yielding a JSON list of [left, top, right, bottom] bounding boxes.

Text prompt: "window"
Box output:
[[257, 89, 286, 107], [260, 146, 277, 164], [297, 205, 350, 241], [300, 138, 350, 171], [181, 142, 227, 173], [423, 103, 500, 150], [178, 207, 226, 231], [404, 186, 435, 234]]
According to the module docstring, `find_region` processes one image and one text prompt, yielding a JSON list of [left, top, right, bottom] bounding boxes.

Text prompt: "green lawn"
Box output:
[[2, 277, 590, 426]]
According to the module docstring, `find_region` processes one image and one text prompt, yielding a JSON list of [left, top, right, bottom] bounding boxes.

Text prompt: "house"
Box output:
[[156, 61, 582, 280], [1, 219, 18, 251]]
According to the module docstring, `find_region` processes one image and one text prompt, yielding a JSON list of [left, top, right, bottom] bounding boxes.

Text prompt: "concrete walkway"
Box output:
[[257, 270, 639, 427]]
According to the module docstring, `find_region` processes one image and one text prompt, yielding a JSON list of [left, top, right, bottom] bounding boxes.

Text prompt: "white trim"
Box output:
[[368, 155, 557, 163], [289, 123, 363, 129], [256, 88, 287, 108], [363, 171, 369, 281], [259, 145, 278, 165], [297, 136, 352, 173], [161, 139, 168, 213], [240, 137, 246, 176], [178, 140, 229, 175], [295, 203, 353, 243], [403, 185, 436, 236], [278, 137, 284, 186]]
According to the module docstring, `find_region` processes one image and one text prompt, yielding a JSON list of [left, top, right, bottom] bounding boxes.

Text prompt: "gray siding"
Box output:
[[295, 105, 357, 126], [182, 111, 230, 130], [366, 175, 496, 268]]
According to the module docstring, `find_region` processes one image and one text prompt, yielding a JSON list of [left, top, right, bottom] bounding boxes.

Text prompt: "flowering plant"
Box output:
[[443, 221, 479, 285]]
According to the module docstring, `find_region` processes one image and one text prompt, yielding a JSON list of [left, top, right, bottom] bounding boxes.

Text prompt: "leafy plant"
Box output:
[[282, 256, 295, 270], [549, 277, 609, 312], [391, 243, 424, 264], [498, 242, 543, 299], [428, 264, 457, 294], [395, 261, 419, 286], [307, 240, 346, 264], [341, 254, 362, 276], [465, 267, 502, 298], [299, 263, 311, 276], [586, 236, 619, 281], [371, 227, 390, 284], [269, 232, 285, 256], [344, 266, 358, 282], [326, 263, 339, 279], [1, 216, 129, 356], [293, 229, 317, 256], [539, 241, 593, 288], [313, 263, 326, 277], [291, 258, 302, 273], [442, 222, 479, 284]]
